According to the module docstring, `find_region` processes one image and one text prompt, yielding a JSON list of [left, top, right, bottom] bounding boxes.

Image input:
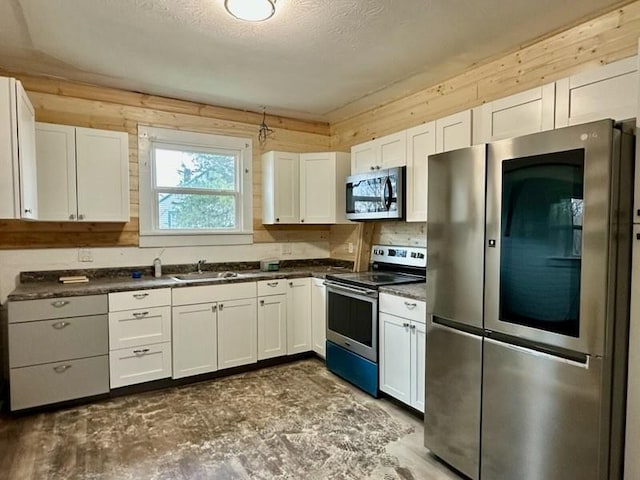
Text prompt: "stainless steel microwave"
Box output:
[[345, 167, 405, 221]]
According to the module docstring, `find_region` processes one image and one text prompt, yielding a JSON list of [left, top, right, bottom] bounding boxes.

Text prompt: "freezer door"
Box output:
[[427, 144, 486, 329], [482, 338, 603, 480], [485, 119, 622, 356], [424, 320, 482, 480]]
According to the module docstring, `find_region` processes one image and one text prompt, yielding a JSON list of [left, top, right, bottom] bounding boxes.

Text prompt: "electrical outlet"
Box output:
[[281, 244, 292, 255], [348, 242, 354, 254], [78, 248, 93, 262]]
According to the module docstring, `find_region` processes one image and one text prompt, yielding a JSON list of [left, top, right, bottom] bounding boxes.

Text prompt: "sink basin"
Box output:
[[172, 271, 239, 282]]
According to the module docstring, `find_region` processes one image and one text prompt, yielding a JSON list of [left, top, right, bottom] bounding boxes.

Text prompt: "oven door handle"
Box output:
[[324, 281, 378, 298]]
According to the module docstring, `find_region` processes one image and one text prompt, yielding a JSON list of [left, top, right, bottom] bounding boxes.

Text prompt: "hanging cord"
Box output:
[[258, 107, 274, 145]]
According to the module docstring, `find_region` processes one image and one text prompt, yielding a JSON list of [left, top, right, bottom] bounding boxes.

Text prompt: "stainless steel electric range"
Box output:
[[324, 245, 426, 397]]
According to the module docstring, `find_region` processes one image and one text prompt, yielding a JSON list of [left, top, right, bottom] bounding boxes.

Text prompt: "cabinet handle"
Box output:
[[375, 165, 381, 170], [69, 213, 76, 220], [133, 348, 150, 355], [370, 166, 375, 171], [133, 293, 149, 299], [267, 281, 279, 287], [51, 300, 70, 308], [132, 311, 149, 318], [289, 281, 294, 287], [52, 321, 70, 329], [404, 301, 417, 309], [78, 214, 85, 220], [260, 300, 265, 306], [276, 218, 280, 222], [53, 364, 72, 373], [403, 322, 410, 328], [212, 305, 217, 312], [219, 304, 224, 310], [24, 208, 32, 214], [410, 325, 416, 331], [301, 219, 304, 223]]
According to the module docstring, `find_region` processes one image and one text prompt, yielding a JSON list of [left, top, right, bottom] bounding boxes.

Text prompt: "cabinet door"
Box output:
[[379, 131, 407, 169], [351, 139, 377, 173], [286, 278, 312, 354], [436, 110, 472, 153], [257, 294, 287, 360], [0, 77, 19, 219], [626, 224, 640, 479], [476, 84, 555, 142], [274, 151, 300, 224], [75, 127, 129, 221], [35, 123, 77, 221], [410, 320, 426, 412], [311, 278, 326, 357], [172, 303, 217, 379], [217, 297, 257, 369], [379, 312, 411, 404], [556, 56, 637, 128], [406, 122, 436, 222], [15, 80, 38, 220], [300, 152, 335, 224]]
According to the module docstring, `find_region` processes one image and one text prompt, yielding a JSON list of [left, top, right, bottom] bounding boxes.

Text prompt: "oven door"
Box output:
[[325, 281, 378, 362], [346, 167, 404, 220]]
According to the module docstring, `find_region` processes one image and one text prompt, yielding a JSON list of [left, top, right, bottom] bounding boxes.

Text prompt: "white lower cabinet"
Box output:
[[172, 303, 217, 379], [379, 293, 426, 412], [218, 298, 258, 369], [311, 278, 327, 357], [287, 278, 312, 354], [258, 293, 287, 360], [108, 288, 172, 388]]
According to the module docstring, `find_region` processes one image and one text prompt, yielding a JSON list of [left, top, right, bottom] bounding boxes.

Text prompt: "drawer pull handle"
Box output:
[[53, 364, 72, 373], [52, 321, 70, 329], [410, 325, 416, 331], [51, 300, 70, 308], [133, 293, 149, 299], [132, 311, 149, 318], [267, 282, 278, 287], [404, 301, 417, 309], [403, 322, 410, 328], [289, 281, 293, 287], [133, 348, 150, 355], [260, 300, 265, 306]]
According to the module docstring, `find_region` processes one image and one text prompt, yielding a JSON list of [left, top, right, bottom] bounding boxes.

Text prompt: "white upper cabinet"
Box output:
[[262, 150, 350, 225], [351, 139, 377, 173], [0, 77, 37, 220], [299, 152, 350, 224], [36, 123, 129, 222], [262, 151, 300, 224], [406, 122, 436, 222], [474, 83, 555, 143], [350, 131, 407, 173], [556, 56, 638, 128], [436, 109, 472, 153]]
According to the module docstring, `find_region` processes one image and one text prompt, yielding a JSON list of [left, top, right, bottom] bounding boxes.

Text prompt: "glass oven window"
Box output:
[[327, 291, 373, 347], [499, 149, 584, 338]]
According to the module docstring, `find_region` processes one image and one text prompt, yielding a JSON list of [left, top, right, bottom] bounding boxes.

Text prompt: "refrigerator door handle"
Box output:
[[432, 315, 484, 339], [484, 337, 590, 369]]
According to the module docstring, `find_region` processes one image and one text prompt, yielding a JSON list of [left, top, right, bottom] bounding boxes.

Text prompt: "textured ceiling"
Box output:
[[0, 0, 628, 122]]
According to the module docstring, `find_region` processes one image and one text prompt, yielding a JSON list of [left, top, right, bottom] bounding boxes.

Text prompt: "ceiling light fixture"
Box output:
[[224, 0, 276, 22]]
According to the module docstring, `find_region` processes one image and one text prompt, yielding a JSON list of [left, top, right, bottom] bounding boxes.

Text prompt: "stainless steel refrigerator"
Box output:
[[424, 119, 634, 480]]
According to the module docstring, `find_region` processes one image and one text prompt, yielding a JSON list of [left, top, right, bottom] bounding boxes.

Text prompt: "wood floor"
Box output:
[[0, 359, 462, 480]]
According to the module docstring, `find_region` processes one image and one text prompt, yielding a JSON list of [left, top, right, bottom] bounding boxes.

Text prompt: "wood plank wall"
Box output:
[[330, 1, 640, 261], [0, 74, 331, 249]]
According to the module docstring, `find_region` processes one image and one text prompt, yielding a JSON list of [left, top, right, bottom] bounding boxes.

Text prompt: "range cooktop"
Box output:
[[325, 271, 425, 289]]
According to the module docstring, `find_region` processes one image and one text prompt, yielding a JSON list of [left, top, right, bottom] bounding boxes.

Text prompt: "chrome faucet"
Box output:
[[197, 259, 206, 274]]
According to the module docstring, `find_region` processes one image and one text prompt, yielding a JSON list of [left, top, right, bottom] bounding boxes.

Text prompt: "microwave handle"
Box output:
[[383, 176, 393, 210]]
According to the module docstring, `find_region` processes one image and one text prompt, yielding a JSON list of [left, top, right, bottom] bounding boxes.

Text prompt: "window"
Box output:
[[138, 126, 252, 247]]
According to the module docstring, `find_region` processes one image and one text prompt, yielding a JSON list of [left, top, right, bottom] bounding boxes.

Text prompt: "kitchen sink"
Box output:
[[172, 271, 240, 282]]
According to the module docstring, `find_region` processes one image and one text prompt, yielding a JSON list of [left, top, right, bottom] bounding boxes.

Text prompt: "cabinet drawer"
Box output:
[[9, 314, 108, 368], [108, 288, 171, 312], [379, 293, 426, 323], [109, 342, 172, 388], [108, 306, 171, 350], [172, 282, 257, 306], [8, 295, 107, 323], [10, 355, 109, 411], [257, 279, 287, 296]]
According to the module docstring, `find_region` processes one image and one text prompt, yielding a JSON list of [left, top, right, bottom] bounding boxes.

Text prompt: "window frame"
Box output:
[[138, 126, 253, 247]]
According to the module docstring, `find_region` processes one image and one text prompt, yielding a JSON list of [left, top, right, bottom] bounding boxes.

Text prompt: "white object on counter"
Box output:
[[153, 257, 162, 278]]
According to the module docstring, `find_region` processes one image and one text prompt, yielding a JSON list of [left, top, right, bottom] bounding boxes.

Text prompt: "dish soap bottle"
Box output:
[[153, 257, 162, 278]]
